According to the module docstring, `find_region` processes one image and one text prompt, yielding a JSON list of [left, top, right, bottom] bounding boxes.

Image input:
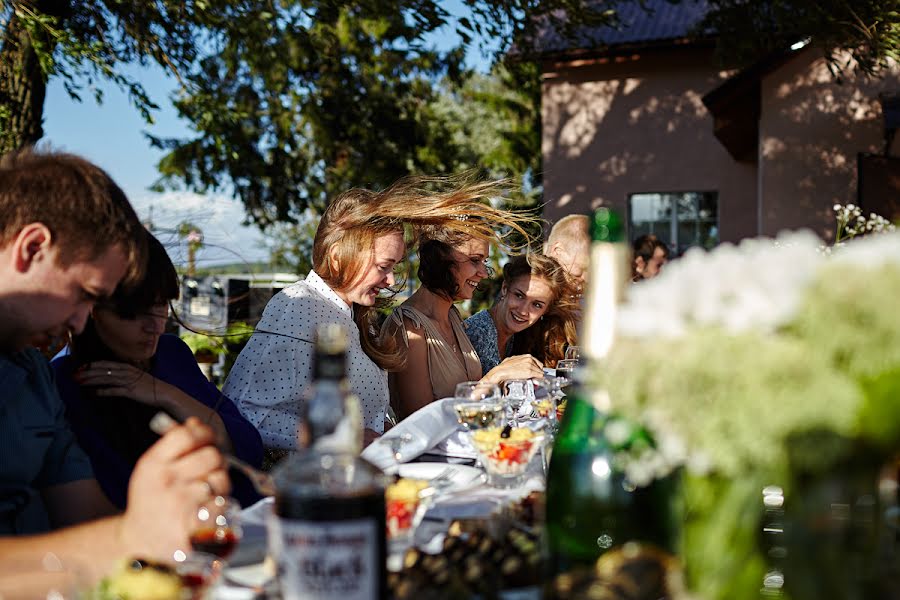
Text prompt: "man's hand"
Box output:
[[119, 418, 229, 561]]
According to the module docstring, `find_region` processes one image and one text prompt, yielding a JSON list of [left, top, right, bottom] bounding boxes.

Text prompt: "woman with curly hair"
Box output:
[[465, 253, 580, 376]]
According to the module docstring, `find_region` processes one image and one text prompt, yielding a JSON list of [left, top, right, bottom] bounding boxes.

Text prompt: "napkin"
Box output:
[[361, 398, 461, 471]]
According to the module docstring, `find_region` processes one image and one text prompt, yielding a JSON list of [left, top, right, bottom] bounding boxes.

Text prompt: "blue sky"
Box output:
[[41, 2, 494, 268]]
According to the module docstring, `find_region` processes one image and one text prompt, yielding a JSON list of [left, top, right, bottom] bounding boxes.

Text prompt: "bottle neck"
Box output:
[[313, 350, 348, 381]]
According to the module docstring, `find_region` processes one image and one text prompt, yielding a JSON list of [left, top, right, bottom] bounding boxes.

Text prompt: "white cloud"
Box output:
[[130, 190, 271, 268]]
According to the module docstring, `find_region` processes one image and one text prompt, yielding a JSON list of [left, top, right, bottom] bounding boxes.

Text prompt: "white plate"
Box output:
[[397, 463, 485, 494], [224, 562, 271, 586]]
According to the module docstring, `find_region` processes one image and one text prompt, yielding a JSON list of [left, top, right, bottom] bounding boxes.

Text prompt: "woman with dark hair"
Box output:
[[632, 234, 670, 282], [51, 230, 263, 508], [465, 253, 579, 374], [381, 184, 544, 420]]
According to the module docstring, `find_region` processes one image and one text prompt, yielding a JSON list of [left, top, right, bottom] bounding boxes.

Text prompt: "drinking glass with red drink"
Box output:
[[189, 496, 242, 559]]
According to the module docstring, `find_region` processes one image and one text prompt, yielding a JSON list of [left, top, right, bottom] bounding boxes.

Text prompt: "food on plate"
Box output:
[[386, 477, 430, 537], [388, 513, 544, 598], [101, 559, 184, 600], [555, 398, 567, 421], [532, 398, 554, 418]]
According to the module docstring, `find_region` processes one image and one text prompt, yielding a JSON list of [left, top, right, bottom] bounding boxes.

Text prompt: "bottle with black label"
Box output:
[[269, 323, 387, 600]]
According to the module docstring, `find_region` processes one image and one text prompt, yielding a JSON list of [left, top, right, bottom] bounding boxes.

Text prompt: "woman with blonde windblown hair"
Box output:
[[224, 174, 538, 452]]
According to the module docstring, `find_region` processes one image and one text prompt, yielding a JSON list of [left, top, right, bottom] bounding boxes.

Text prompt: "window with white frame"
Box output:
[[628, 192, 719, 255]]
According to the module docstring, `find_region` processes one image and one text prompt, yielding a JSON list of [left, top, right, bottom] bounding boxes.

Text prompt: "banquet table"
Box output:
[[215, 397, 549, 598]]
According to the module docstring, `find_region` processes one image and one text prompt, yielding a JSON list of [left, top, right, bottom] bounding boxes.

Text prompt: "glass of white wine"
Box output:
[[453, 381, 504, 464]]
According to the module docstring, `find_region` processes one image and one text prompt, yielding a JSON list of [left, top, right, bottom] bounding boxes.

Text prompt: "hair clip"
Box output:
[[451, 213, 470, 222]]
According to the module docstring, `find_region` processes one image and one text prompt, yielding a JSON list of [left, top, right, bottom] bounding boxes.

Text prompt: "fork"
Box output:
[[150, 412, 276, 497], [428, 466, 457, 489]]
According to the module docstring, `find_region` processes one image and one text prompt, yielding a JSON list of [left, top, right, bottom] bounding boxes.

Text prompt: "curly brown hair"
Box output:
[[503, 253, 580, 368]]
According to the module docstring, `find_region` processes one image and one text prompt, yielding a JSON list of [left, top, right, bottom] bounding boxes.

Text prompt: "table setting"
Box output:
[[207, 373, 569, 599]]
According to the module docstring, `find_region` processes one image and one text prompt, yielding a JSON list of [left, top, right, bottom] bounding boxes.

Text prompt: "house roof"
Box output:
[[528, 0, 711, 58]]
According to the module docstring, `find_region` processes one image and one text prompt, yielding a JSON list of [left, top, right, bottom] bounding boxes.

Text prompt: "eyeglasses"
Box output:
[[100, 302, 172, 322]]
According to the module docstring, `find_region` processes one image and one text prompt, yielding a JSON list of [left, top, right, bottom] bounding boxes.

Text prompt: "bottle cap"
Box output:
[[316, 323, 348, 354], [590, 208, 624, 243]]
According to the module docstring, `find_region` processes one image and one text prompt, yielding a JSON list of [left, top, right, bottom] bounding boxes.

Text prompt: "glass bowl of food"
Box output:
[[471, 427, 543, 488]]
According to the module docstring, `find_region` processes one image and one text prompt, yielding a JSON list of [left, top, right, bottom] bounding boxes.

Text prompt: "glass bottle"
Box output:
[[269, 323, 387, 600], [297, 323, 363, 454], [544, 209, 678, 578]]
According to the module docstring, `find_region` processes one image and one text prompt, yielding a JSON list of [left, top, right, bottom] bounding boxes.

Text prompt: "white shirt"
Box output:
[[223, 270, 389, 449]]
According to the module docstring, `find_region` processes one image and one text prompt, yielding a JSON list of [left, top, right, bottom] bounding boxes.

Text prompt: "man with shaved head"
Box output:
[[544, 213, 590, 293]]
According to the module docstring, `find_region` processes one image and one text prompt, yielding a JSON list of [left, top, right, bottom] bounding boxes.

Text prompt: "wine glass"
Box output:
[[564, 346, 582, 362], [454, 381, 500, 404], [501, 379, 534, 428], [453, 381, 503, 464], [190, 495, 243, 560], [554, 358, 578, 383]]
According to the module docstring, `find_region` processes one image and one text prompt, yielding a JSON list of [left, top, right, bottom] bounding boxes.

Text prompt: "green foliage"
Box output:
[[697, 0, 900, 77], [180, 320, 255, 378], [1, 0, 614, 219]]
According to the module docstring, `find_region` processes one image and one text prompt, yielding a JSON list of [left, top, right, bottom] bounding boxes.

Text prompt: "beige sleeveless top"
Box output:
[[384, 305, 483, 401]]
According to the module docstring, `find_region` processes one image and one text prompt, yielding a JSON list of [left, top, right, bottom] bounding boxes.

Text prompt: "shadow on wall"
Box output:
[[759, 50, 900, 240], [542, 51, 733, 215]]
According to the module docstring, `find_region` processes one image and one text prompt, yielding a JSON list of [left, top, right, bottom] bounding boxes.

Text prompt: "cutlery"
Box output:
[[150, 412, 276, 497]]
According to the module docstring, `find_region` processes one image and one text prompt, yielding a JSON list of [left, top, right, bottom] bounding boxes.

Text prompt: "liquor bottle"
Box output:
[[544, 209, 678, 578], [297, 323, 363, 454], [269, 323, 387, 600]]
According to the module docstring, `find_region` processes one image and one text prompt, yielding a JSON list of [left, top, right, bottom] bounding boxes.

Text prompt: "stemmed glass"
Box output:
[[501, 379, 535, 428], [189, 495, 243, 560], [380, 432, 413, 475], [564, 346, 582, 362], [453, 381, 503, 463]]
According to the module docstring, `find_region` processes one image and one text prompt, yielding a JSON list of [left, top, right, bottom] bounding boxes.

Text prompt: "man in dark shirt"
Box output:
[[0, 148, 230, 577]]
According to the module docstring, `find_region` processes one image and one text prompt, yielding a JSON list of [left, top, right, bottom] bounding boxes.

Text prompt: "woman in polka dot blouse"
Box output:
[[223, 176, 540, 451]]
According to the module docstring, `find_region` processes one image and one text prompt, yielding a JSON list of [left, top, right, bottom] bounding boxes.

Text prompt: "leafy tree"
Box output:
[[696, 0, 900, 77], [0, 0, 616, 215]]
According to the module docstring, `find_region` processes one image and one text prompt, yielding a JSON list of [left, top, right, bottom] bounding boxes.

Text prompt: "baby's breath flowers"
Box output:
[[833, 203, 895, 244]]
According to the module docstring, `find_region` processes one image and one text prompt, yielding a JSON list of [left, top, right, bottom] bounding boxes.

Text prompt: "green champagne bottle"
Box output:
[[545, 209, 677, 578]]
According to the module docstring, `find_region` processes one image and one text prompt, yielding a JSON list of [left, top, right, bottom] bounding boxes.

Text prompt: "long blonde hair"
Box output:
[[312, 174, 540, 370]]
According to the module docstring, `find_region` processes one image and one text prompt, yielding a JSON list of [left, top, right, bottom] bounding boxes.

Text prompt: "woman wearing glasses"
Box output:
[[51, 230, 263, 508]]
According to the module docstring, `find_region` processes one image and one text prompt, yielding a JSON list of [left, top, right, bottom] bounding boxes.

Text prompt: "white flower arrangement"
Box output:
[[600, 223, 900, 479], [595, 222, 900, 600]]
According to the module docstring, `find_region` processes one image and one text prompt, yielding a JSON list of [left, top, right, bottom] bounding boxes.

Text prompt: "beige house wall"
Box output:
[[759, 48, 900, 240], [542, 45, 900, 246], [541, 47, 758, 245]]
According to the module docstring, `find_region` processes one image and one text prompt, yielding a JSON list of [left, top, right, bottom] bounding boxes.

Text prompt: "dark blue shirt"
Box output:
[[0, 348, 94, 534], [52, 334, 264, 508]]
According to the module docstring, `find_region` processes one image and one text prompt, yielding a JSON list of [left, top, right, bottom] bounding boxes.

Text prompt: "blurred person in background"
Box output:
[[53, 230, 262, 509], [465, 253, 579, 374], [0, 148, 227, 576], [544, 214, 590, 293], [632, 234, 670, 282]]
